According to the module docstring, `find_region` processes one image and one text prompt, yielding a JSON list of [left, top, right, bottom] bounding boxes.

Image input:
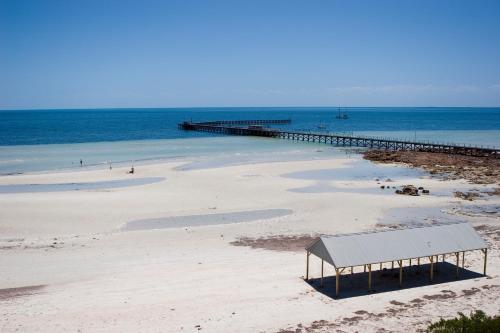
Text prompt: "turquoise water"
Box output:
[[0, 136, 347, 174], [0, 107, 499, 174]]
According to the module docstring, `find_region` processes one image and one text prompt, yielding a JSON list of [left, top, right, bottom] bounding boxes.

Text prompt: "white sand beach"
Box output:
[[1, 154, 499, 332]]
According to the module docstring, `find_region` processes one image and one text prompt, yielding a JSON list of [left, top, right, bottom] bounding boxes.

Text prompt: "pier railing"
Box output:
[[178, 120, 499, 158]]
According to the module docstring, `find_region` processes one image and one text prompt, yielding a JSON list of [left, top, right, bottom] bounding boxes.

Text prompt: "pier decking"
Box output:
[[179, 120, 499, 158]]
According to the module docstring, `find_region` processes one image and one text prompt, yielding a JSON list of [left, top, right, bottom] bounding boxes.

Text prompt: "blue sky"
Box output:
[[1, 0, 500, 109]]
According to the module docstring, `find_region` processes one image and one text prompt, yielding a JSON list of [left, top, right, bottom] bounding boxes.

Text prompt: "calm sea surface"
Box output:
[[1, 107, 499, 174], [1, 107, 499, 145]]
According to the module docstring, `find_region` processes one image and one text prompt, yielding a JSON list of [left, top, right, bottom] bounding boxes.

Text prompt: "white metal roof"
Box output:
[[306, 222, 487, 268]]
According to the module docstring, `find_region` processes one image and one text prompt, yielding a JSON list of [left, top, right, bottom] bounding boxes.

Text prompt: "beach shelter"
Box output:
[[305, 222, 488, 296]]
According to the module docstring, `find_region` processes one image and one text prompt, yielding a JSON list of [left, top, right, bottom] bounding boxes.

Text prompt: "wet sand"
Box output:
[[230, 234, 318, 252], [0, 285, 46, 301]]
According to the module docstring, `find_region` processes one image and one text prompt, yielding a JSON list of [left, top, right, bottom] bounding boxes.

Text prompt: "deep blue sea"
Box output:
[[1, 107, 499, 146], [0, 107, 499, 174]]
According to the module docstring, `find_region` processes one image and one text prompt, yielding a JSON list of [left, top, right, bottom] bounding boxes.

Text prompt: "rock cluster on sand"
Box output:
[[379, 182, 429, 196], [454, 191, 481, 201], [396, 185, 419, 196], [391, 185, 430, 196]]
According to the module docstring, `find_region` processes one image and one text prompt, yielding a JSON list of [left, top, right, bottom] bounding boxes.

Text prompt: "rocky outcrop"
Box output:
[[363, 150, 500, 185]]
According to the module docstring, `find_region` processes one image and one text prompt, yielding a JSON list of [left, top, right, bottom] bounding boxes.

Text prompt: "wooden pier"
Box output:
[[179, 120, 499, 158]]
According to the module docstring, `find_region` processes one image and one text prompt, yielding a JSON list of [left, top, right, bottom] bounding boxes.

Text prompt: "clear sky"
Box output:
[[1, 0, 500, 109]]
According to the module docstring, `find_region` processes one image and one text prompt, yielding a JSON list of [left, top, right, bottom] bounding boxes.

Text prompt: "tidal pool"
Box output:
[[282, 159, 423, 182], [0, 177, 165, 194], [122, 208, 293, 231]]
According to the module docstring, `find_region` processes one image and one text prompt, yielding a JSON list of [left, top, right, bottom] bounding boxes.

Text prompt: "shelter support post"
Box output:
[[379, 263, 382, 270], [417, 257, 420, 266], [363, 265, 366, 273], [398, 260, 403, 287], [321, 259, 324, 287], [350, 266, 353, 275], [455, 252, 460, 278], [462, 251, 465, 269], [305, 251, 310, 280], [368, 264, 372, 291], [335, 268, 340, 297], [429, 256, 434, 282], [483, 248, 488, 276], [391, 261, 394, 270]]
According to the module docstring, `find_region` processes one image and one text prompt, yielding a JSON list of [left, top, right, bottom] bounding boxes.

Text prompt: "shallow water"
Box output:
[[449, 204, 500, 218], [352, 130, 500, 148], [282, 159, 424, 182], [122, 208, 293, 231], [379, 203, 499, 228], [378, 206, 467, 227], [288, 181, 397, 195], [0, 137, 348, 175], [176, 148, 350, 171], [0, 177, 165, 194]]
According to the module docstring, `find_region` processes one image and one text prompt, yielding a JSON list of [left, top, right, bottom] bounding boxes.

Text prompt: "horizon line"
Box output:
[[1, 105, 500, 111]]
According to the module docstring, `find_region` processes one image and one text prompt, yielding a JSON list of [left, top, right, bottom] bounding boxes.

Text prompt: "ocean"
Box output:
[[1, 107, 499, 174]]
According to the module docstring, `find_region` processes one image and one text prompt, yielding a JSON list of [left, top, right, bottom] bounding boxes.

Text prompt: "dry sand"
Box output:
[[0, 154, 499, 332]]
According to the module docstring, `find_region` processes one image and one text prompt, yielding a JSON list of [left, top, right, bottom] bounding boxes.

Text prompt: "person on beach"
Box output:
[[80, 159, 83, 167]]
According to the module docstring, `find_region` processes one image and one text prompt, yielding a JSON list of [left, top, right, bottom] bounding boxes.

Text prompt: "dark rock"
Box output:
[[396, 185, 419, 196]]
